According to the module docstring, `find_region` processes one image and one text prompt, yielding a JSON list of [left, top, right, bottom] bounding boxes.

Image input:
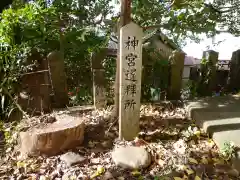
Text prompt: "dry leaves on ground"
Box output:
[[0, 102, 239, 179]]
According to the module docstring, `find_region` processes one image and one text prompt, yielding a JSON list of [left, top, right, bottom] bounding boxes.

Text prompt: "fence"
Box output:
[[188, 50, 240, 96], [92, 48, 240, 108], [91, 48, 185, 108], [190, 59, 231, 90], [14, 48, 240, 113]]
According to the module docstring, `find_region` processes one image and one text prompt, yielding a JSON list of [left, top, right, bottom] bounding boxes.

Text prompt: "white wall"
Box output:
[[182, 66, 191, 79]]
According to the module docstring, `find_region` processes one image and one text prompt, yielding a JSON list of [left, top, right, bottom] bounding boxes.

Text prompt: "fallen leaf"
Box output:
[[212, 158, 225, 165], [200, 157, 208, 164], [70, 175, 77, 180], [207, 139, 215, 148], [90, 166, 105, 179], [97, 166, 105, 174], [137, 175, 144, 180], [177, 165, 187, 171], [29, 174, 38, 180], [194, 130, 201, 137], [91, 158, 100, 164], [17, 161, 26, 168], [188, 158, 198, 164], [132, 170, 141, 176], [173, 139, 187, 155], [39, 175, 50, 180], [185, 168, 194, 175], [156, 159, 165, 167], [145, 136, 151, 141], [88, 141, 95, 148], [105, 131, 115, 138], [174, 177, 183, 180], [101, 140, 112, 148], [6, 147, 12, 153], [134, 137, 148, 146], [118, 177, 125, 180], [194, 176, 201, 180]]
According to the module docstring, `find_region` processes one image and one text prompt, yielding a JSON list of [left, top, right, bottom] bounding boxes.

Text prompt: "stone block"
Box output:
[[167, 51, 185, 100], [111, 146, 151, 169], [92, 69, 107, 109], [228, 49, 240, 92], [198, 50, 219, 96]]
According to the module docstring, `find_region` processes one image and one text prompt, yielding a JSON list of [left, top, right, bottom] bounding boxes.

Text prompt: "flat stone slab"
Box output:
[[213, 130, 240, 171], [19, 115, 85, 157], [193, 111, 240, 134], [185, 94, 240, 171], [111, 146, 151, 169], [186, 94, 240, 135], [186, 95, 240, 118]]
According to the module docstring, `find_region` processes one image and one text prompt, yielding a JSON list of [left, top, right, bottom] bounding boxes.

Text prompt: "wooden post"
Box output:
[[119, 22, 143, 140], [167, 51, 185, 100], [91, 49, 107, 109], [114, 0, 132, 117]]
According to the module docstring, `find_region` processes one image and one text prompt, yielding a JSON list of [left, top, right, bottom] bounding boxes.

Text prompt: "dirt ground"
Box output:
[[0, 103, 239, 180]]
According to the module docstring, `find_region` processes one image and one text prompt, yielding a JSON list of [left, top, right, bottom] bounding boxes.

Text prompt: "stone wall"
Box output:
[[18, 50, 69, 116], [18, 50, 51, 115], [47, 51, 69, 108]]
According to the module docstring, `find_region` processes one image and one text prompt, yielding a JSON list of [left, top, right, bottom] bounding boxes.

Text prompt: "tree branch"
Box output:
[[110, 36, 118, 44], [142, 24, 162, 30], [216, 30, 229, 33], [219, 7, 239, 13], [204, 2, 240, 14], [218, 4, 240, 10], [94, 15, 104, 25], [142, 23, 172, 31], [168, 0, 175, 8]]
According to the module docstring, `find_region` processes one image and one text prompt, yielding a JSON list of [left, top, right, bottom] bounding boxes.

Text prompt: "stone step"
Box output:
[[185, 95, 240, 171]]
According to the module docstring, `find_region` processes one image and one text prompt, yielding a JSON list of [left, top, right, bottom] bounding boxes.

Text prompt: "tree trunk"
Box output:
[[113, 0, 131, 117]]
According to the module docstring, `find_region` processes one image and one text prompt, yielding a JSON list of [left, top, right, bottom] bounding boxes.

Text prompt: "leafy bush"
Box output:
[[141, 47, 170, 102], [0, 2, 109, 120]]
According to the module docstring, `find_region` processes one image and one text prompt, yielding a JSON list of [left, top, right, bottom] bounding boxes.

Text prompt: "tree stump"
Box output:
[[19, 115, 85, 157]]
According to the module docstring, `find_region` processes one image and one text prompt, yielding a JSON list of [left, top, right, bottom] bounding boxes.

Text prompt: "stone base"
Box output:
[[19, 115, 85, 157]]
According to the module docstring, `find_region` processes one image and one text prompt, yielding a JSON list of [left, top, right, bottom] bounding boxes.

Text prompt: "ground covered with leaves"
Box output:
[[0, 103, 239, 180]]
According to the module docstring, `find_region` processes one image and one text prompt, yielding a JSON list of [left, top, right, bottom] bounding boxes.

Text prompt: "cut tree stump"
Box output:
[[19, 115, 85, 157]]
